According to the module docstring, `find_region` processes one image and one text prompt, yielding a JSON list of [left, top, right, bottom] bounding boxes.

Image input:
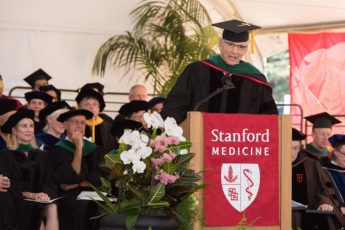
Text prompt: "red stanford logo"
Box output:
[[221, 163, 260, 212]]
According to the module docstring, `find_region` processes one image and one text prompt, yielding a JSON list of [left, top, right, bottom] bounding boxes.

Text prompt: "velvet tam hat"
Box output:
[[1, 108, 35, 134]]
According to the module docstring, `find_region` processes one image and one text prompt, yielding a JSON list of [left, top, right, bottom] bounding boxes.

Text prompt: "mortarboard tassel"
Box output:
[[250, 31, 255, 54]]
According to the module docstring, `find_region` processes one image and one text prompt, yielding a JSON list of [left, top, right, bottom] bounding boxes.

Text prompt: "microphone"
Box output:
[[194, 73, 235, 111]]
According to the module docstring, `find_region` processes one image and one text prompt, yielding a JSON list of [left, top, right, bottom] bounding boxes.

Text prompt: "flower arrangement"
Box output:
[[93, 112, 203, 230]]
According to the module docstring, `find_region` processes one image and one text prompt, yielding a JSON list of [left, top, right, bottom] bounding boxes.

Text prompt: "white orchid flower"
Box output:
[[120, 149, 140, 165], [119, 129, 133, 145], [137, 146, 153, 159], [132, 161, 146, 174], [140, 133, 149, 145], [164, 117, 184, 140], [144, 112, 164, 129]]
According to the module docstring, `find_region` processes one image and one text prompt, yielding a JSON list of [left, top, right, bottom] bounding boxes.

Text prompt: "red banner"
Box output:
[[203, 113, 279, 226], [289, 33, 345, 133]]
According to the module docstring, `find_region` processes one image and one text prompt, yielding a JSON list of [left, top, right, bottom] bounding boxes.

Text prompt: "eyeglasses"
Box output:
[[222, 40, 248, 50], [335, 148, 345, 156], [68, 119, 86, 126]]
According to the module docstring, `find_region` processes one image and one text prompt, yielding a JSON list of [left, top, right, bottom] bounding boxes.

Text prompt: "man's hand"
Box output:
[[60, 183, 79, 191], [79, 180, 91, 188], [317, 204, 334, 212], [70, 130, 83, 150], [0, 174, 10, 192]]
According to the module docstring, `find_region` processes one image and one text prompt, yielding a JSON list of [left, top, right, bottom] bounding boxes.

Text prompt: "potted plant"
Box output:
[[93, 112, 203, 230]]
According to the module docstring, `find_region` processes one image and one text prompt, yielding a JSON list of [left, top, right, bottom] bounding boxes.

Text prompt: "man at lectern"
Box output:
[[161, 19, 278, 124]]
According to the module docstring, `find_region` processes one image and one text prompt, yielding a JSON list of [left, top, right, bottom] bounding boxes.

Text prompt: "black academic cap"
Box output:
[[329, 134, 345, 148], [118, 100, 149, 117], [148, 97, 165, 109], [24, 91, 53, 104], [24, 69, 52, 88], [80, 82, 104, 95], [39, 85, 61, 101], [1, 108, 35, 134], [305, 112, 341, 129], [111, 120, 143, 137], [212, 19, 260, 42], [292, 128, 306, 141], [0, 99, 18, 116], [75, 88, 105, 112], [39, 101, 71, 122], [57, 109, 93, 122]]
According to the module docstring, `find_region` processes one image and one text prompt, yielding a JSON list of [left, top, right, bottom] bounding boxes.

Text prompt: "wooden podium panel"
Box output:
[[181, 112, 292, 230]]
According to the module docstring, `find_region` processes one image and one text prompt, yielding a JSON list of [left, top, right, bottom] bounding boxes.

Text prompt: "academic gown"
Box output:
[[292, 154, 345, 229], [322, 162, 345, 207], [301, 144, 331, 164], [35, 132, 66, 151], [1, 148, 57, 230], [161, 58, 278, 124], [48, 139, 103, 230], [84, 117, 115, 154], [0, 150, 21, 230], [0, 135, 7, 151]]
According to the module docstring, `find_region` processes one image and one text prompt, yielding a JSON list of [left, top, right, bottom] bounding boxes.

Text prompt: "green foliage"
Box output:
[[266, 50, 289, 102], [94, 115, 204, 229], [92, 0, 218, 95]]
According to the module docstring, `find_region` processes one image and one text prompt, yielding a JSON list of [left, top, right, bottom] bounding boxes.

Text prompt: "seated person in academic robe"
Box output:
[[160, 19, 278, 124], [48, 109, 103, 230], [36, 101, 71, 150], [24, 68, 51, 91], [112, 100, 149, 147], [25, 90, 53, 134], [78, 82, 113, 123], [148, 96, 165, 114], [301, 112, 341, 163], [76, 88, 115, 154], [0, 99, 18, 150], [292, 128, 345, 229], [323, 134, 345, 215], [39, 84, 61, 102], [0, 152, 19, 229], [1, 108, 58, 230]]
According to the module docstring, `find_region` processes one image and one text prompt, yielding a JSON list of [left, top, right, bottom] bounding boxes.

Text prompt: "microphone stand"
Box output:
[[194, 74, 235, 111]]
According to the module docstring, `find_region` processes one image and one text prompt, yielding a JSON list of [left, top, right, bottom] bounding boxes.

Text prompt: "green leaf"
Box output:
[[100, 177, 112, 194], [127, 183, 147, 202], [146, 200, 170, 208], [174, 152, 194, 166], [125, 213, 139, 230], [103, 152, 122, 169], [91, 184, 117, 214], [161, 162, 176, 174], [148, 183, 165, 203]]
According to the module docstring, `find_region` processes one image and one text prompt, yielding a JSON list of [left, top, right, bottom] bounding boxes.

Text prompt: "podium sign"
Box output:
[[203, 113, 279, 226]]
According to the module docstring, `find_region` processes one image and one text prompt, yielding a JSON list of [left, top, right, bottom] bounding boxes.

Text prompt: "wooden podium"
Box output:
[[180, 112, 292, 230]]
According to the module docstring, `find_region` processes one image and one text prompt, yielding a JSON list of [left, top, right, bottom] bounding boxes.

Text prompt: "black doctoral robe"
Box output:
[[48, 139, 103, 230], [0, 150, 21, 230], [161, 57, 278, 124], [0, 148, 57, 230], [84, 116, 115, 154]]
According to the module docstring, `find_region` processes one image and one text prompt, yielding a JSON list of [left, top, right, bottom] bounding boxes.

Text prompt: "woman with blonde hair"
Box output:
[[36, 101, 70, 150], [1, 108, 58, 230]]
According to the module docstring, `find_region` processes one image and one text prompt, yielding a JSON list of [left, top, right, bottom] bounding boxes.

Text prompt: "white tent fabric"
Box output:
[[1, 0, 345, 97]]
